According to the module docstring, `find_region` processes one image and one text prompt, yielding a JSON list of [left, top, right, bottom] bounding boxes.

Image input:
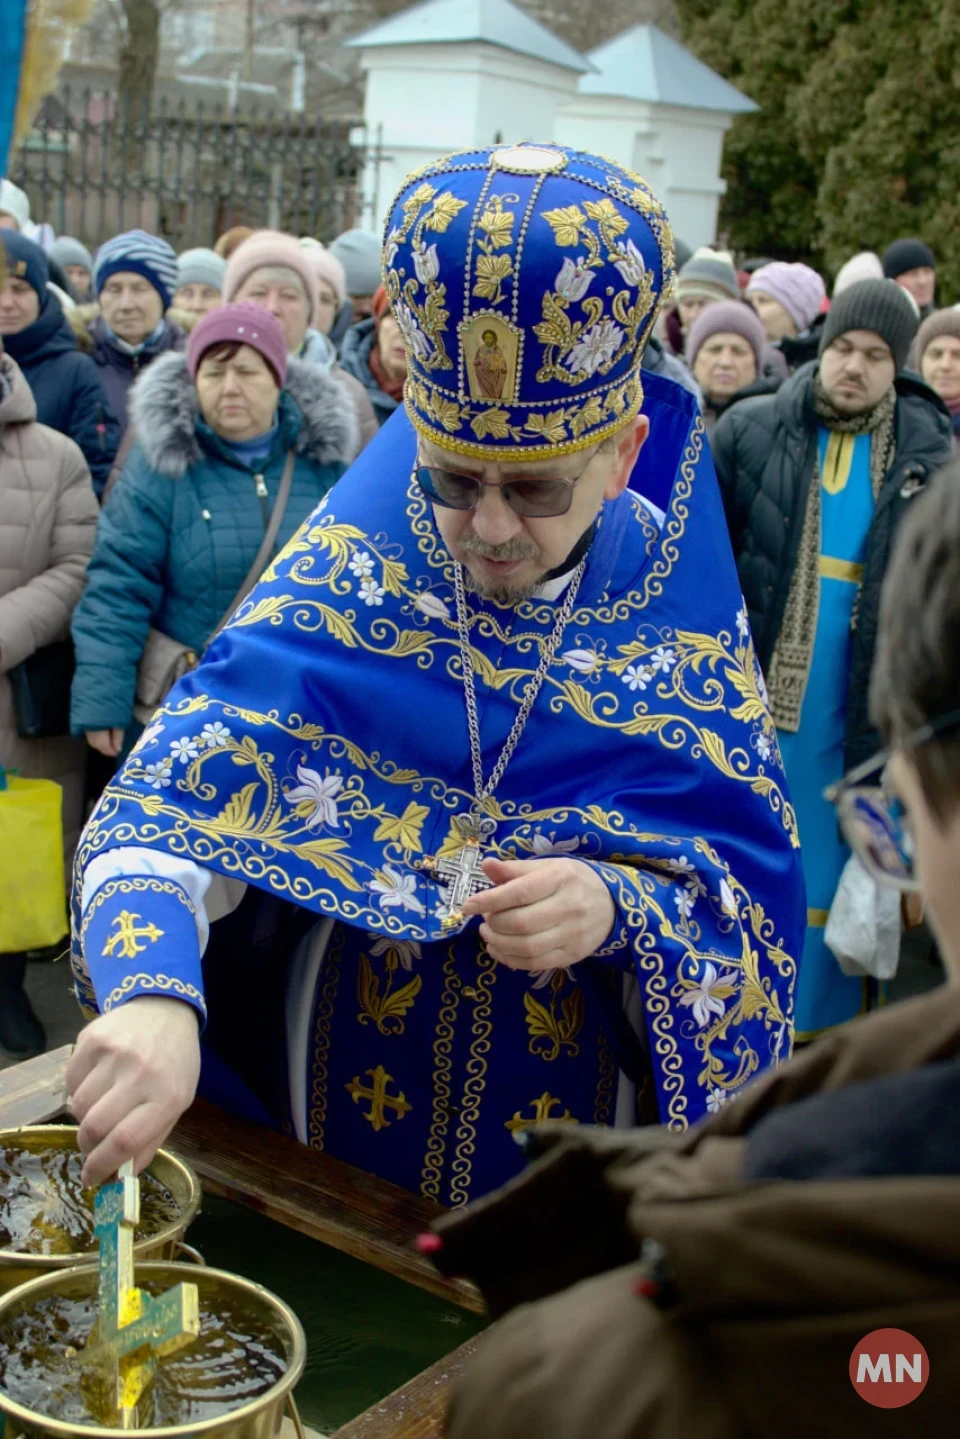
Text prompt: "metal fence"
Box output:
[[9, 88, 377, 250]]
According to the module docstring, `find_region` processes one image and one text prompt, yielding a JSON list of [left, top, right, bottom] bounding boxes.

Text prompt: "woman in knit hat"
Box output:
[[85, 228, 187, 437], [686, 300, 780, 438], [338, 284, 407, 428], [72, 302, 359, 760], [916, 309, 960, 451], [0, 229, 119, 496], [298, 238, 347, 338], [746, 261, 827, 371], [173, 248, 227, 318], [224, 230, 376, 449], [49, 236, 94, 301]]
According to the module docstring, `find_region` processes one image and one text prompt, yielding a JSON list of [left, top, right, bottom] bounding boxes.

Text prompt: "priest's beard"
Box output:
[[460, 524, 596, 606]]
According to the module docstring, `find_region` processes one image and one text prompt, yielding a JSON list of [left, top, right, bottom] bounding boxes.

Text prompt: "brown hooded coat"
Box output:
[[437, 987, 960, 1439]]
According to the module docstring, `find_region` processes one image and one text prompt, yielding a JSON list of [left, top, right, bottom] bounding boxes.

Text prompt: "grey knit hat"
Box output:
[[328, 228, 382, 298], [676, 246, 740, 305], [915, 308, 960, 365], [819, 279, 919, 373], [49, 236, 93, 273], [177, 247, 227, 294]]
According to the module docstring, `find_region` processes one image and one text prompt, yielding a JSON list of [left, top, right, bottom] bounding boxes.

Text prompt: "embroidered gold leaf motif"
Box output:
[[231, 734, 262, 767], [390, 629, 437, 659], [374, 801, 431, 852], [429, 395, 461, 432], [425, 193, 468, 233], [478, 204, 515, 248], [403, 182, 436, 222], [357, 951, 423, 1036], [295, 837, 362, 890], [473, 253, 513, 303], [724, 664, 769, 726], [524, 976, 583, 1061], [380, 556, 410, 597], [233, 594, 293, 628], [525, 412, 569, 445], [570, 395, 604, 437], [583, 197, 630, 242], [470, 408, 513, 441], [533, 290, 575, 350], [214, 782, 259, 832], [542, 204, 587, 246], [319, 604, 360, 647]]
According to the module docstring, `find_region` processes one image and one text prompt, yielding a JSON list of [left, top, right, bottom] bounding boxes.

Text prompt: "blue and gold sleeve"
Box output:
[[79, 876, 207, 1022]]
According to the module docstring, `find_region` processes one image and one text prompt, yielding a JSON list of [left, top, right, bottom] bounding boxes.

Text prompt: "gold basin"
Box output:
[[0, 1260, 306, 1439], [0, 1126, 201, 1295]]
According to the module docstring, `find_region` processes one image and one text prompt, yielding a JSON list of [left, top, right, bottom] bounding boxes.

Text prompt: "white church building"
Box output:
[[345, 0, 757, 248]]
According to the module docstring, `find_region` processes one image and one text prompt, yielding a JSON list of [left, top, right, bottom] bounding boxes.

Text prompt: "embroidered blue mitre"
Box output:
[[382, 143, 676, 459]]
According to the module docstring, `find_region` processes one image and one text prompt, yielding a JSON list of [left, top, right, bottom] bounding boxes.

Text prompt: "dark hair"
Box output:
[[197, 340, 280, 386], [870, 464, 960, 821]]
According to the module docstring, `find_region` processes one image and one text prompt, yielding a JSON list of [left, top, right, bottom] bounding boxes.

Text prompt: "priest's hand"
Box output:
[[66, 997, 202, 1187], [464, 857, 616, 973]]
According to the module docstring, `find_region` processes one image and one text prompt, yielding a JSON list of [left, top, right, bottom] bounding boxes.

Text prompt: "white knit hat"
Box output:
[[0, 179, 30, 231], [833, 251, 884, 296]]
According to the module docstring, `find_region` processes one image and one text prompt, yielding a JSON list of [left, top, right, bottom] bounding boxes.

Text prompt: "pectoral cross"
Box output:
[[420, 812, 496, 930], [83, 1161, 200, 1427]]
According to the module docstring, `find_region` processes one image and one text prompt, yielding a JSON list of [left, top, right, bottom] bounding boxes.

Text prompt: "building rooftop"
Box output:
[[345, 0, 593, 75], [580, 23, 757, 113]]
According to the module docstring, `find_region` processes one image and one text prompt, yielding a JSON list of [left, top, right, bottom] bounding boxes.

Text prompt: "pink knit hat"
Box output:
[[187, 302, 288, 386], [299, 238, 347, 310], [746, 262, 826, 334], [222, 230, 319, 327]]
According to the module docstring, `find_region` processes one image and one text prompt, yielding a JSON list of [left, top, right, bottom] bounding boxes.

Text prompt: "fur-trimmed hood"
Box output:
[[128, 350, 359, 478]]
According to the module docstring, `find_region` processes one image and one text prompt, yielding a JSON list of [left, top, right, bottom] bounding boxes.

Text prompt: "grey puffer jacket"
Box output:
[[0, 355, 99, 866], [713, 361, 953, 768]]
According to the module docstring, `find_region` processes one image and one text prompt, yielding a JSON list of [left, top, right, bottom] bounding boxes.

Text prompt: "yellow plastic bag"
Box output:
[[0, 775, 66, 951]]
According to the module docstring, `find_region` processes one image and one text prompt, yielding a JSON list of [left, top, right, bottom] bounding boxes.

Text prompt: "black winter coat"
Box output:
[[713, 361, 952, 770]]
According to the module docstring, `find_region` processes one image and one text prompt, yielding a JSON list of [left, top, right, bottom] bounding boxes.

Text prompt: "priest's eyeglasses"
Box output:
[[825, 708, 960, 892], [414, 454, 593, 518]]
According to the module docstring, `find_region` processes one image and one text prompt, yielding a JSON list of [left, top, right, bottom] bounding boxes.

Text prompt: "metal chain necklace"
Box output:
[[422, 557, 587, 927]]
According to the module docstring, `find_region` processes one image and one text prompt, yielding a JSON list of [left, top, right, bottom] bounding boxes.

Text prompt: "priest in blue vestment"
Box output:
[[68, 143, 805, 1203]]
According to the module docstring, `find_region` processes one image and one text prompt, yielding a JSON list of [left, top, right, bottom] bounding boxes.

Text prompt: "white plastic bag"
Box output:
[[825, 854, 902, 980]]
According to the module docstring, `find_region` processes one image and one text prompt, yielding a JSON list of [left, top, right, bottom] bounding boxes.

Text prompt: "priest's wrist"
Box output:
[[467, 855, 617, 971]]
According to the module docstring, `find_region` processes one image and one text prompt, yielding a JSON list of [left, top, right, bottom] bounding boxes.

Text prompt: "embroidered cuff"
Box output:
[[80, 876, 207, 1023], [578, 859, 632, 964]]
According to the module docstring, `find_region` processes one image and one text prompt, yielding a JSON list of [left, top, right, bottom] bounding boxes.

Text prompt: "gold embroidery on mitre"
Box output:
[[460, 313, 521, 403], [490, 144, 568, 175]]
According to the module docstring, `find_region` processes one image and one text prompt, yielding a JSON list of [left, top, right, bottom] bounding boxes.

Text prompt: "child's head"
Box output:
[[871, 465, 960, 972]]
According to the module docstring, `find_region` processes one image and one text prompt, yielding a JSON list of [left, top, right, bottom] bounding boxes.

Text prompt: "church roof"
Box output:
[[579, 24, 758, 114], [344, 0, 593, 75]]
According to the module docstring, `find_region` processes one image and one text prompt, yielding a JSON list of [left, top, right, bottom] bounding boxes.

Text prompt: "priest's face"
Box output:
[[423, 414, 649, 604]]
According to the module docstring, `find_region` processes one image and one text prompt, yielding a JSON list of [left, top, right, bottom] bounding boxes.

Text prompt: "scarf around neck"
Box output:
[[766, 376, 897, 733]]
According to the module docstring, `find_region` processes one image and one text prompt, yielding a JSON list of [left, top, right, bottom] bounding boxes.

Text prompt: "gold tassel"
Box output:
[[12, 0, 96, 148]]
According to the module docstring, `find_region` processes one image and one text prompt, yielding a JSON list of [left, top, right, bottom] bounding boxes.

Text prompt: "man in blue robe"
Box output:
[[68, 144, 804, 1203]]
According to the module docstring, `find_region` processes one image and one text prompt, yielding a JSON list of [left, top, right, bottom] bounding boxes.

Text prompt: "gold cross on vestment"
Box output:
[[505, 1092, 577, 1134], [101, 910, 165, 959], [82, 1161, 199, 1427], [346, 1066, 412, 1132]]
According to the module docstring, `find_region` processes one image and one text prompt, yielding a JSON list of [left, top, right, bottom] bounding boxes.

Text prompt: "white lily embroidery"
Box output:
[[679, 961, 734, 1029], [566, 318, 624, 377], [369, 936, 422, 969], [394, 300, 431, 360], [531, 964, 572, 990], [562, 647, 601, 675], [613, 237, 647, 287], [531, 831, 581, 857], [413, 242, 440, 286], [369, 865, 426, 915], [736, 604, 751, 640], [556, 256, 594, 302], [287, 766, 343, 830], [674, 888, 696, 921], [719, 878, 738, 917], [414, 590, 451, 621], [383, 227, 402, 267], [140, 719, 165, 746]]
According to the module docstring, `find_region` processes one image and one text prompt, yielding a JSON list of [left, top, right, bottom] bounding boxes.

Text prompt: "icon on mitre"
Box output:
[[460, 313, 521, 403]]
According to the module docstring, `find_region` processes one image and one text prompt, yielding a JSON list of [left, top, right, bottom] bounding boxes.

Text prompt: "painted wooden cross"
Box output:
[[83, 1160, 200, 1427], [421, 813, 495, 929]]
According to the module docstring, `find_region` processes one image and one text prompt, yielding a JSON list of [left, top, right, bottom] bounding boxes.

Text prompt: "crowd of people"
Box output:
[[0, 177, 955, 1079]]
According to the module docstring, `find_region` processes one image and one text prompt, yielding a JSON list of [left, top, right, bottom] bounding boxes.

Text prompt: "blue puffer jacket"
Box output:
[[70, 352, 358, 733], [1, 293, 120, 496]]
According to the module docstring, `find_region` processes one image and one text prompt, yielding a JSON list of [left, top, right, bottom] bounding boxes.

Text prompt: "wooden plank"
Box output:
[[0, 1044, 70, 1128], [171, 1098, 483, 1314], [333, 1333, 485, 1439]]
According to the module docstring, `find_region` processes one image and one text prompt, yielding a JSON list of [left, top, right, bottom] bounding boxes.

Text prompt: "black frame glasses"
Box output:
[[825, 707, 960, 892], [414, 451, 596, 519]]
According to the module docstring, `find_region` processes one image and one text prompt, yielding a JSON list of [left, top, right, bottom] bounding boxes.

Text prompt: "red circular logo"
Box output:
[[850, 1329, 929, 1408]]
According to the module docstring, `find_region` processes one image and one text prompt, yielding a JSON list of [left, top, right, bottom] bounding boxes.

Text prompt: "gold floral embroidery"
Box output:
[[472, 194, 517, 304], [524, 970, 583, 1061], [356, 942, 422, 1036], [102, 973, 204, 1013], [384, 184, 469, 373]]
